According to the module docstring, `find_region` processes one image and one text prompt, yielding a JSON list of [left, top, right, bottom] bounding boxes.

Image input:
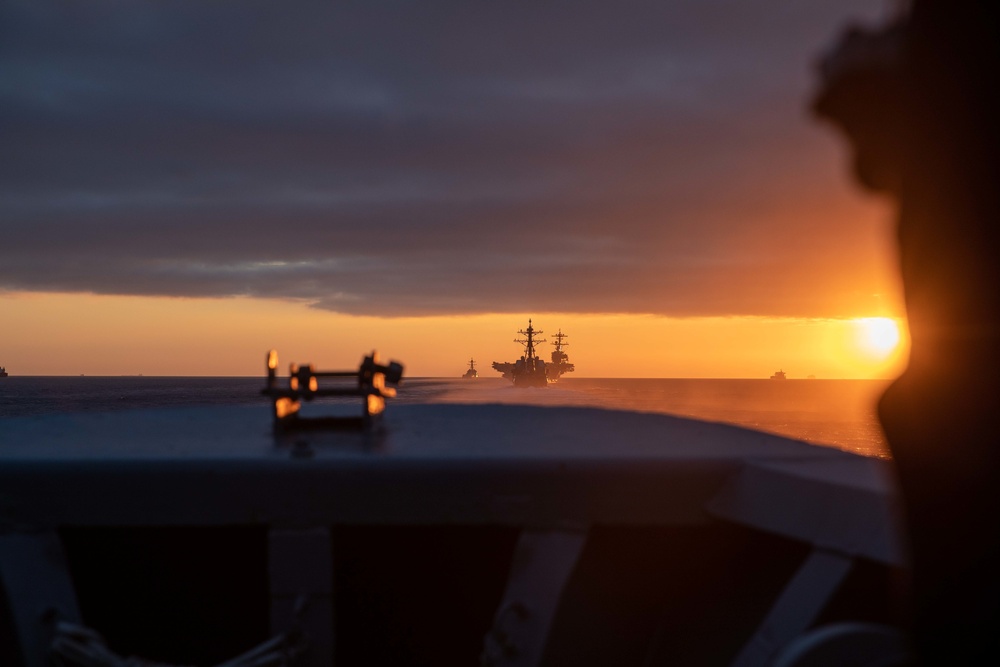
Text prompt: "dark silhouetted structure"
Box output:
[[813, 1, 1000, 663], [546, 329, 575, 382], [493, 319, 550, 387]]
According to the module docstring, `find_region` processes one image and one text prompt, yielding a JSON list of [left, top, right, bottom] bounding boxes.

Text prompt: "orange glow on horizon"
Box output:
[[1, 292, 909, 379], [854, 317, 903, 359]]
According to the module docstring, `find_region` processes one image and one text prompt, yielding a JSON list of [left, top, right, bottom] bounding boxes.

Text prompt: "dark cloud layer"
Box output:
[[0, 0, 885, 317]]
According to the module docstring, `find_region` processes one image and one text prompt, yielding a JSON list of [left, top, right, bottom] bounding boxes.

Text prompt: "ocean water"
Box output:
[[0, 376, 892, 458]]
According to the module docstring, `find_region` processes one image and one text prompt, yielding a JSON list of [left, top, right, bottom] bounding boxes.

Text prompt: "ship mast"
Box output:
[[468, 358, 476, 371], [552, 329, 569, 353], [514, 319, 546, 361]]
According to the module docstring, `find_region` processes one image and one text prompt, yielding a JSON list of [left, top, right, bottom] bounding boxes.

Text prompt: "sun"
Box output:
[[855, 317, 902, 358]]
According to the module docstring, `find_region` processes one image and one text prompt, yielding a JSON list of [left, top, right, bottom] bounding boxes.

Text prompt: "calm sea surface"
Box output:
[[0, 376, 891, 458]]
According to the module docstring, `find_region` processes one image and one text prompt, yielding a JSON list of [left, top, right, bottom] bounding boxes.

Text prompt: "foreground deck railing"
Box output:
[[262, 349, 403, 432]]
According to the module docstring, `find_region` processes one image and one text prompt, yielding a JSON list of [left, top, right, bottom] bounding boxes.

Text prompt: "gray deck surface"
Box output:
[[1, 403, 838, 460], [0, 403, 901, 562]]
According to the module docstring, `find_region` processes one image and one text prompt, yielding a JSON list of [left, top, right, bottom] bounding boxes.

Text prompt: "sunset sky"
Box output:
[[0, 0, 908, 378]]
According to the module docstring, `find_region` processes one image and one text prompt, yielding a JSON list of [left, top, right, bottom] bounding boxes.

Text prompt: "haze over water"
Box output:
[[0, 376, 890, 458]]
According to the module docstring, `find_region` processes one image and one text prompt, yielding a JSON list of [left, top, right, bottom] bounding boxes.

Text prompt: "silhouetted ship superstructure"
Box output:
[[770, 369, 787, 380], [462, 358, 478, 379], [546, 329, 575, 382], [492, 319, 549, 387], [0, 366, 8, 378], [491, 361, 514, 380]]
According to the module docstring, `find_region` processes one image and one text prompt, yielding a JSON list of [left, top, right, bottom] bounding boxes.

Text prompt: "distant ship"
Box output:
[[462, 358, 478, 379], [492, 319, 549, 387], [0, 366, 8, 378], [546, 329, 575, 382], [770, 369, 787, 380]]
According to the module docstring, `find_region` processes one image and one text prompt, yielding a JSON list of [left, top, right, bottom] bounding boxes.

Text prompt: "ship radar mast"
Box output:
[[552, 329, 569, 353], [551, 329, 570, 366], [514, 319, 546, 361]]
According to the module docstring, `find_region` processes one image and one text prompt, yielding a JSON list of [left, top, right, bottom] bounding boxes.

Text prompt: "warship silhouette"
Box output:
[[546, 329, 575, 382], [462, 358, 478, 379], [492, 319, 549, 387]]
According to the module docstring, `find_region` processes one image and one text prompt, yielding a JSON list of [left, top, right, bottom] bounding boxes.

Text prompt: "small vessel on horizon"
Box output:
[[492, 319, 549, 387], [462, 358, 478, 379], [770, 369, 787, 380], [0, 366, 8, 378]]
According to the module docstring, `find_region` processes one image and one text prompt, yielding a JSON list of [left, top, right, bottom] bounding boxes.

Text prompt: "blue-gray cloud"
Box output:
[[0, 0, 886, 317]]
